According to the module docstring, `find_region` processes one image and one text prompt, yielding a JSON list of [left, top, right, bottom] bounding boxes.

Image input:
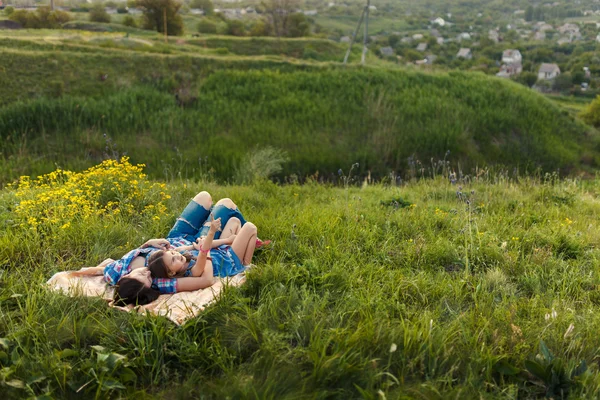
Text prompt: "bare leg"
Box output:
[[220, 217, 241, 239], [231, 222, 257, 266], [192, 191, 212, 210]]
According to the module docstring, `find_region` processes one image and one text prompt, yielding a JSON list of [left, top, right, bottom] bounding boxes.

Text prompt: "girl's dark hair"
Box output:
[[114, 277, 160, 307], [147, 250, 194, 279]]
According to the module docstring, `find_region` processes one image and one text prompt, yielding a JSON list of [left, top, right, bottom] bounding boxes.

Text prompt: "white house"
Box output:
[[496, 63, 522, 78], [502, 49, 522, 64], [380, 46, 394, 57], [412, 33, 424, 40], [457, 32, 471, 41], [432, 17, 445, 26], [456, 48, 472, 59], [416, 43, 428, 52], [488, 30, 500, 43], [538, 63, 561, 80]]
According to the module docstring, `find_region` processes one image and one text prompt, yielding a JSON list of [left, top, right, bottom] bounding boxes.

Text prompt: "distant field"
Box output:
[[314, 14, 410, 34], [546, 94, 592, 117]]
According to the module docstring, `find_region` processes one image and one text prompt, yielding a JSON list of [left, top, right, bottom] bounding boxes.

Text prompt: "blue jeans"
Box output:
[[167, 201, 246, 241]]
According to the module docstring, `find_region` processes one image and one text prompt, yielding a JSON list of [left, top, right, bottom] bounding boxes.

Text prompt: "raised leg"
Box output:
[[231, 222, 257, 266]]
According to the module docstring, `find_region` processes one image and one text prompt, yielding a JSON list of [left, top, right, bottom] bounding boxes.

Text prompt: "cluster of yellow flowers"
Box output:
[[434, 208, 448, 217], [10, 157, 170, 232]]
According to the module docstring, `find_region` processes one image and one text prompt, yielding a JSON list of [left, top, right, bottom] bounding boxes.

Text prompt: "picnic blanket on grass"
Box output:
[[46, 258, 247, 325]]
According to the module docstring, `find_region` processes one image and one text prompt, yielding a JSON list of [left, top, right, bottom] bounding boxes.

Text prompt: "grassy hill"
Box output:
[[3, 163, 600, 397], [0, 32, 598, 186]]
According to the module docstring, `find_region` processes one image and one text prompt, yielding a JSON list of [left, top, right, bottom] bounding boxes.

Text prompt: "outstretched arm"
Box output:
[[175, 262, 214, 292], [67, 258, 115, 277], [190, 216, 221, 277]]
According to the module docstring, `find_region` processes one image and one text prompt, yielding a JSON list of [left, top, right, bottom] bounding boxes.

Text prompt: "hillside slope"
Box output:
[[0, 57, 597, 183]]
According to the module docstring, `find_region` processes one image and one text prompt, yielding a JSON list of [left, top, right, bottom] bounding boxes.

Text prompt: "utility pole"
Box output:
[[50, 0, 55, 11], [361, 0, 370, 64], [343, 7, 365, 64], [343, 0, 371, 65], [163, 7, 168, 43]]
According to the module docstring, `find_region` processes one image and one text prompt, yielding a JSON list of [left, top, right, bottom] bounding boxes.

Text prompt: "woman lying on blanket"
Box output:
[[71, 192, 259, 306]]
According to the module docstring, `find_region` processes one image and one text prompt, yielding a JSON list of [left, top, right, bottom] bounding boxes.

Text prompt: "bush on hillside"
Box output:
[[514, 72, 538, 88], [580, 95, 600, 128], [286, 13, 309, 37], [234, 147, 289, 184], [122, 15, 137, 27], [137, 0, 183, 35], [226, 19, 245, 36], [553, 73, 573, 92], [197, 19, 217, 34], [89, 4, 111, 23], [117, 7, 129, 14], [249, 20, 272, 36], [4, 6, 14, 15], [8, 7, 71, 29]]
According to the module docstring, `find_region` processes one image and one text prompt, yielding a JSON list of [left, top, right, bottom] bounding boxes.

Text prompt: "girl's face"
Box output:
[[127, 268, 152, 288], [163, 250, 187, 276]]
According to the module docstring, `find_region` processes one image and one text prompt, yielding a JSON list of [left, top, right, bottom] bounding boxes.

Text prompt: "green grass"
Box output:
[[3, 166, 600, 397], [0, 67, 598, 185], [314, 14, 410, 34], [546, 94, 592, 116]]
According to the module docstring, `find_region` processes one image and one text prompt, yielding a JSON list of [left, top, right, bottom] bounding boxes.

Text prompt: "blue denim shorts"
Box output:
[[195, 204, 247, 241], [167, 201, 247, 241], [166, 200, 211, 240]]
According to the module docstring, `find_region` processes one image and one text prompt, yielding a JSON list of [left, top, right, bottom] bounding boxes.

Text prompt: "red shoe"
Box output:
[[256, 239, 272, 249]]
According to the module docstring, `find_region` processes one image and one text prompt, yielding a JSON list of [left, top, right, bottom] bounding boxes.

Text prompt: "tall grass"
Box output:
[[3, 165, 600, 397], [0, 68, 597, 185]]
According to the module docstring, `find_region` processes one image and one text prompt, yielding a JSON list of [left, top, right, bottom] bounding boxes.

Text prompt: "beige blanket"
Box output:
[[47, 258, 247, 325]]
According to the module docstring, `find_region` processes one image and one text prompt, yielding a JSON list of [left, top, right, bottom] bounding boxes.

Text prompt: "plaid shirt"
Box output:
[[103, 237, 191, 286]]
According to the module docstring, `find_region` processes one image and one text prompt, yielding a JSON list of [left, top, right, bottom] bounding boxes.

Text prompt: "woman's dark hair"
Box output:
[[114, 277, 160, 307], [147, 250, 194, 279]]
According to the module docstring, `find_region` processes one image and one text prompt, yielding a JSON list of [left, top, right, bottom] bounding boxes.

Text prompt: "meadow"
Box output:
[[3, 158, 600, 398], [3, 24, 600, 398], [1, 38, 598, 186]]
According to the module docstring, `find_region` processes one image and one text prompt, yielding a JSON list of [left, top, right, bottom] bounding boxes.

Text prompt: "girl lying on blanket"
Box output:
[[69, 192, 259, 306]]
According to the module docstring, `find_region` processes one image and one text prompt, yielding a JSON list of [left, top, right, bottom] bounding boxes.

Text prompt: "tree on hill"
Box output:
[[122, 15, 137, 27], [89, 4, 111, 23], [553, 73, 573, 92], [9, 7, 71, 29], [580, 96, 600, 128], [514, 72, 538, 88], [197, 19, 217, 34], [137, 0, 183, 36], [286, 13, 309, 37], [262, 0, 304, 38], [226, 19, 245, 36], [249, 20, 272, 37]]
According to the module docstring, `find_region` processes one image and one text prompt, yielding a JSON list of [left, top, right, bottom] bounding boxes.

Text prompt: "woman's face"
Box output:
[[127, 267, 152, 288], [163, 250, 187, 276]]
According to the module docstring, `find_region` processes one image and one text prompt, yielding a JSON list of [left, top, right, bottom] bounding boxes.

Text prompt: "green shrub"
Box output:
[[196, 19, 217, 34], [249, 20, 271, 37], [122, 15, 137, 27], [4, 6, 14, 15], [226, 19, 245, 36], [89, 4, 111, 23], [580, 95, 600, 128], [234, 146, 289, 184], [8, 7, 71, 29], [137, 0, 184, 36]]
